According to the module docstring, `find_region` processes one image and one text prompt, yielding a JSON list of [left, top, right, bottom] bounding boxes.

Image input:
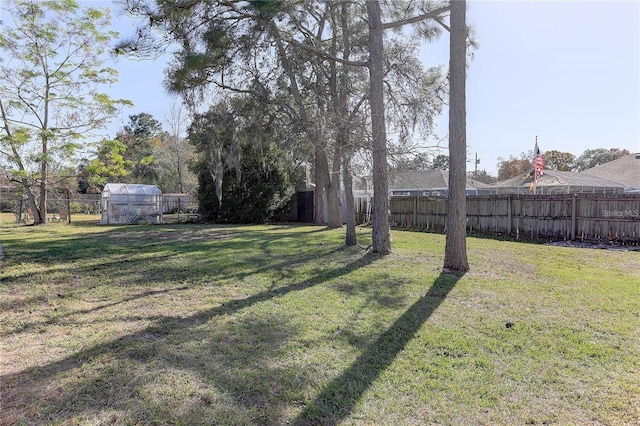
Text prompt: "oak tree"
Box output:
[[573, 148, 630, 171], [496, 153, 531, 180], [543, 150, 575, 171]]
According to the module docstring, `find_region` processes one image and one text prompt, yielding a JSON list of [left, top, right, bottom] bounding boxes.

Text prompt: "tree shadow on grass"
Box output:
[[0, 225, 348, 289], [292, 272, 462, 426], [0, 286, 191, 337], [0, 225, 354, 318], [1, 251, 380, 424]]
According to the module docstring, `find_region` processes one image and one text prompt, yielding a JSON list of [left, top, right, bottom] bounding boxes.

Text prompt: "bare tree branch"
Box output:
[[382, 6, 450, 30], [288, 39, 368, 67], [434, 17, 450, 32]]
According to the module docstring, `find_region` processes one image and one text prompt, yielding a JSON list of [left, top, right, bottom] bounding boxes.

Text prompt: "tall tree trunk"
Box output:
[[0, 98, 43, 224], [312, 125, 341, 227], [339, 1, 356, 246], [317, 104, 340, 228], [327, 139, 343, 229], [175, 142, 184, 193], [38, 157, 47, 225], [316, 152, 342, 228], [38, 81, 51, 225], [325, 7, 342, 230], [342, 142, 357, 246], [444, 0, 469, 273], [367, 0, 391, 254], [314, 143, 329, 224], [24, 180, 41, 224]]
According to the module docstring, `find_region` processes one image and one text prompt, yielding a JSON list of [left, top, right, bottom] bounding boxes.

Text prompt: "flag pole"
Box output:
[[532, 136, 544, 195], [534, 136, 537, 194]]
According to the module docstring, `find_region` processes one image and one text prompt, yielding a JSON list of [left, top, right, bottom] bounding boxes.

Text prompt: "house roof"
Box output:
[[390, 169, 491, 190], [579, 153, 640, 189], [492, 169, 625, 192]]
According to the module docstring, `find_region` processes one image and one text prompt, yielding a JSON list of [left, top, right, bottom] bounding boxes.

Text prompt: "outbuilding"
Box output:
[[389, 169, 492, 196], [100, 183, 163, 225]]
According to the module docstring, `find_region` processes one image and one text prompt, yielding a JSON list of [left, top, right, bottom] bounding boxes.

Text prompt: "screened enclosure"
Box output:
[[489, 170, 625, 195], [100, 183, 163, 225]]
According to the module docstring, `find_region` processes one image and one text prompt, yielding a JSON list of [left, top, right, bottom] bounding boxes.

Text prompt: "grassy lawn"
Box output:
[[1, 221, 638, 425]]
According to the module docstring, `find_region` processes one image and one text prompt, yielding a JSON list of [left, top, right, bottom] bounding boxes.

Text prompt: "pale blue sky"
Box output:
[[423, 1, 640, 173], [98, 1, 639, 174]]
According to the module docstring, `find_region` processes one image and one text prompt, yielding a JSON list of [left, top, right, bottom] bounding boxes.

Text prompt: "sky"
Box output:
[[422, 1, 640, 173], [7, 0, 638, 175]]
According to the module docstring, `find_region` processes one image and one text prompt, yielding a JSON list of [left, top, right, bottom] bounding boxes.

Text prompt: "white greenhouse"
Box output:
[[100, 183, 163, 225]]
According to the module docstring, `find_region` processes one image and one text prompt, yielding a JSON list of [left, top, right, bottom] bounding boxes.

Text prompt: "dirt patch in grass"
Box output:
[[467, 244, 539, 282]]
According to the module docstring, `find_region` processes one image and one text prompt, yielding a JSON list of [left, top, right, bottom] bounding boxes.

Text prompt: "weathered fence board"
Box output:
[[380, 194, 640, 244]]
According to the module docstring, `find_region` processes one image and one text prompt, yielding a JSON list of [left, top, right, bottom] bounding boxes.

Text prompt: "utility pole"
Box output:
[[466, 153, 481, 177]]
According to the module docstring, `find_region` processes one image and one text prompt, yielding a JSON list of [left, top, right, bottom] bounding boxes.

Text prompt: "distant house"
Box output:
[[489, 169, 625, 195], [389, 169, 492, 196], [579, 153, 640, 192]]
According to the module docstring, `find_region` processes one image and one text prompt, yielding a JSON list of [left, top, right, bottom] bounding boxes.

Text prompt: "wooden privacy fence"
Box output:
[[386, 193, 640, 244]]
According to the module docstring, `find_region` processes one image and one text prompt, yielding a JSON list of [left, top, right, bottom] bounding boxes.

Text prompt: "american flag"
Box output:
[[533, 141, 544, 185]]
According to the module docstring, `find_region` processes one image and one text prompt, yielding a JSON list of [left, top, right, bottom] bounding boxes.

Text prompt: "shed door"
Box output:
[[296, 191, 314, 223]]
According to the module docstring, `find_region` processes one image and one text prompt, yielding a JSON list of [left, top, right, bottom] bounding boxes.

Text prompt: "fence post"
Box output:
[[571, 194, 577, 241], [65, 188, 71, 224], [413, 196, 418, 228], [507, 195, 512, 235]]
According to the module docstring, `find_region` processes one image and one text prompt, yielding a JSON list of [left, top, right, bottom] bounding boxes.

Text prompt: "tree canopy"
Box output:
[[572, 148, 630, 171], [496, 153, 532, 180], [83, 112, 197, 196], [189, 98, 300, 223], [542, 150, 575, 171], [0, 0, 131, 224], [114, 0, 451, 254], [497, 147, 631, 180]]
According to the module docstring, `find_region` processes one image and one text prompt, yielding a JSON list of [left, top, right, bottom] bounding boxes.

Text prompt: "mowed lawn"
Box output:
[[1, 219, 638, 425]]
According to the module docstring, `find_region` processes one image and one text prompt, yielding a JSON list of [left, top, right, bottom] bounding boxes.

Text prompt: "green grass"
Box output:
[[1, 221, 638, 425], [0, 212, 19, 225]]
